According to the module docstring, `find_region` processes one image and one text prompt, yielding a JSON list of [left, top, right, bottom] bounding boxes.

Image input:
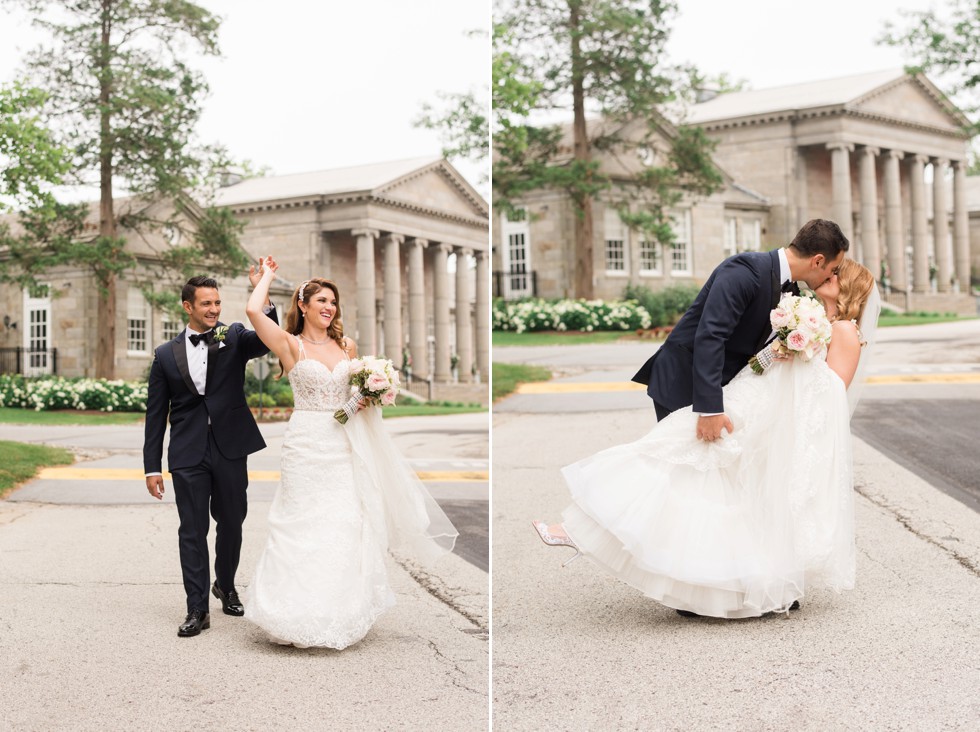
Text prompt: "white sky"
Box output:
[[667, 0, 948, 93], [0, 0, 489, 195]]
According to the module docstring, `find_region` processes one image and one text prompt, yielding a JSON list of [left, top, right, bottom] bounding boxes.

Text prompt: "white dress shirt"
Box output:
[[184, 326, 210, 396]]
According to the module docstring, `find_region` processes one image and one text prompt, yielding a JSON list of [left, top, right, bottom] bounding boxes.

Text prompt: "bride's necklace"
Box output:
[[299, 332, 330, 345]]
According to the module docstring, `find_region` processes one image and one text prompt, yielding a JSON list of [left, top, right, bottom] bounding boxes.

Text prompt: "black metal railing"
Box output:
[[493, 269, 537, 299], [402, 375, 433, 402], [0, 347, 59, 376]]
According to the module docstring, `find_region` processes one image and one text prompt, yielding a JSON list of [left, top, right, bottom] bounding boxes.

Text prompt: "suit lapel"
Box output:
[[171, 334, 199, 395], [204, 321, 224, 392], [769, 249, 781, 310]]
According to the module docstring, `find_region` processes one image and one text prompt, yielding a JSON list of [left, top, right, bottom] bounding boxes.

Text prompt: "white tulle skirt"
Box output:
[[561, 357, 855, 618]]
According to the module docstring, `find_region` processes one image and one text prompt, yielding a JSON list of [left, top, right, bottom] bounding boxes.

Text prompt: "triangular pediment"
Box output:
[[850, 75, 969, 132], [377, 162, 488, 219]]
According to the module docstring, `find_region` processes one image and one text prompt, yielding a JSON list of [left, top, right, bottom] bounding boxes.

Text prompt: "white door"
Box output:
[[23, 284, 52, 375], [501, 209, 532, 299]]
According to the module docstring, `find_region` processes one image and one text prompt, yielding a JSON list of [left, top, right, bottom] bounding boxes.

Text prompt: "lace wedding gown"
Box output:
[[244, 354, 392, 648], [562, 351, 855, 618]]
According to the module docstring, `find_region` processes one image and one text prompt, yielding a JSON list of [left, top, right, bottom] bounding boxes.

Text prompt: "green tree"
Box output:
[[0, 0, 250, 378], [415, 32, 489, 178], [880, 0, 980, 128], [493, 1, 722, 298]]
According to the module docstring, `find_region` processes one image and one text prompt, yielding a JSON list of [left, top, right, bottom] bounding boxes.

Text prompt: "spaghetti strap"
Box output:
[[343, 337, 351, 360], [294, 334, 307, 361]]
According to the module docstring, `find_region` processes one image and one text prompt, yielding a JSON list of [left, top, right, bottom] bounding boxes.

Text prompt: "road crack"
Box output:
[[855, 484, 980, 579], [394, 555, 487, 632]]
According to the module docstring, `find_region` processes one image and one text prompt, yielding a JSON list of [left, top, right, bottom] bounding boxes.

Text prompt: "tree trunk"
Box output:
[[95, 0, 116, 379], [570, 1, 594, 299]]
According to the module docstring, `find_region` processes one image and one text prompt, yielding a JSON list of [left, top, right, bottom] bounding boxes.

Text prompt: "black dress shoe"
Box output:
[[178, 609, 210, 637], [790, 600, 801, 611], [212, 581, 245, 616], [675, 609, 701, 617]]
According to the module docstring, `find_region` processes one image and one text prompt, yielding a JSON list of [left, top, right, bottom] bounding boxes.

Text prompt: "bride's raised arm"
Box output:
[[825, 319, 862, 388], [246, 256, 296, 372]]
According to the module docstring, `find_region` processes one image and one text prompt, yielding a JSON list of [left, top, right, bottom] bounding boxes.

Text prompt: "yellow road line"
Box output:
[[37, 468, 488, 483], [865, 373, 980, 384], [513, 373, 980, 395], [515, 382, 645, 394]]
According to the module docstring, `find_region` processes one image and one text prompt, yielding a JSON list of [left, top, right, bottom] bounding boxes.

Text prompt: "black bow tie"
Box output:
[[189, 330, 214, 347], [780, 281, 798, 294]]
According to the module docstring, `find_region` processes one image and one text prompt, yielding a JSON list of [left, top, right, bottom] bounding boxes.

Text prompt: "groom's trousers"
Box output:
[[170, 428, 249, 613]]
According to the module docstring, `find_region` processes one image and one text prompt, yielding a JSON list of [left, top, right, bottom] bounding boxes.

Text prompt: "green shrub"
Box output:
[[0, 374, 148, 412], [246, 393, 276, 408], [493, 298, 652, 332], [621, 283, 700, 327], [274, 388, 294, 407]]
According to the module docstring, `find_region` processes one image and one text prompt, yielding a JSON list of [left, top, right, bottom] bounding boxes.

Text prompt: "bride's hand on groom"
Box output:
[[697, 414, 734, 442]]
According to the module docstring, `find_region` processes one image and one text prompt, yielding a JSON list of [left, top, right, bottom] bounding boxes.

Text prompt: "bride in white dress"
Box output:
[[243, 257, 457, 648], [536, 259, 879, 619]]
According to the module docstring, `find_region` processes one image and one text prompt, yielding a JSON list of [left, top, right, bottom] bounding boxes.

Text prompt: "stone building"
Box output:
[[0, 156, 491, 392], [497, 70, 977, 313], [494, 116, 770, 301]]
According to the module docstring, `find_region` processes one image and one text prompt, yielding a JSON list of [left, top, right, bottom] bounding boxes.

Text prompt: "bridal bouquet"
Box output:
[[334, 356, 400, 423], [749, 293, 832, 374]]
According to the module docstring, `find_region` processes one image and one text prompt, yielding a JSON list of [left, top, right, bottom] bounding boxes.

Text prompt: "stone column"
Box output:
[[382, 233, 404, 363], [858, 147, 881, 278], [407, 238, 428, 380], [909, 154, 929, 293], [932, 158, 952, 293], [883, 150, 906, 290], [953, 160, 972, 291], [827, 142, 855, 240], [432, 243, 452, 383], [353, 228, 379, 353], [475, 250, 490, 381], [454, 248, 473, 384]]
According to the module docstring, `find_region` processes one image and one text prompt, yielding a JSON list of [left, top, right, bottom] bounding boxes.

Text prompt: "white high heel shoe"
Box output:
[[531, 520, 582, 567]]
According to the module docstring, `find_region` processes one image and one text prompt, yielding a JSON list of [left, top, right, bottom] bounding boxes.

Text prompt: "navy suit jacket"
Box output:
[[143, 312, 277, 473], [633, 249, 782, 414]]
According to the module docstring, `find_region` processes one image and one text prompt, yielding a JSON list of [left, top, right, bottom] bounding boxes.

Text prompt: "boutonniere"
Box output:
[[213, 325, 230, 343]]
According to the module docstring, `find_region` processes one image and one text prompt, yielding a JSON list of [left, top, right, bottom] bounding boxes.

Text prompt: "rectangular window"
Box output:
[[605, 239, 626, 271], [741, 219, 761, 252], [23, 283, 52, 375], [127, 288, 149, 353], [500, 208, 532, 299], [604, 207, 629, 275], [639, 239, 661, 275], [724, 217, 738, 258], [161, 317, 182, 343], [670, 210, 692, 275]]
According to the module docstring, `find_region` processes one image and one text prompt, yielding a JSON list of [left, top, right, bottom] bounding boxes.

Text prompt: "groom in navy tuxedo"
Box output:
[[143, 271, 277, 637], [633, 218, 849, 440]]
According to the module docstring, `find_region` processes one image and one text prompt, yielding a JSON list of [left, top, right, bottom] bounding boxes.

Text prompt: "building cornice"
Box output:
[[224, 192, 488, 230], [695, 105, 971, 140]]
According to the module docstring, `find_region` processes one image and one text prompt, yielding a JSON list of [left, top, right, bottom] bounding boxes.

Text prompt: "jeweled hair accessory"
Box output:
[[297, 280, 311, 303]]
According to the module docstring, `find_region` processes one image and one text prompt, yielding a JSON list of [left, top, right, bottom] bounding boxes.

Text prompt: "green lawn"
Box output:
[[383, 404, 486, 418], [492, 362, 553, 401], [879, 313, 977, 327], [0, 440, 74, 498], [493, 330, 638, 347], [0, 408, 145, 425]]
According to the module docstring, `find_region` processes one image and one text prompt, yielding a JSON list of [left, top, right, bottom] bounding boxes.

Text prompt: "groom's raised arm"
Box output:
[[691, 258, 760, 414]]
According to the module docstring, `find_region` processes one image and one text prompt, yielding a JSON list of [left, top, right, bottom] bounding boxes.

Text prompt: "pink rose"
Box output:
[[785, 329, 810, 352], [770, 308, 791, 329], [380, 390, 397, 406], [366, 373, 390, 392]]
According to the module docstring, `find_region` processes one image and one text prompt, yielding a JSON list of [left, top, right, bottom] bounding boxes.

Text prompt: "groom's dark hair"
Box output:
[[182, 275, 220, 305], [788, 219, 849, 258]]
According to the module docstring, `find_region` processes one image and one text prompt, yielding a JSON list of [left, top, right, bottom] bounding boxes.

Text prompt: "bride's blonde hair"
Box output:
[[835, 259, 875, 323]]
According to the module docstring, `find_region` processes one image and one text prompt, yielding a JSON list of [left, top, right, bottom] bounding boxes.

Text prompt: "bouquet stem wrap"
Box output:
[[334, 390, 364, 424]]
